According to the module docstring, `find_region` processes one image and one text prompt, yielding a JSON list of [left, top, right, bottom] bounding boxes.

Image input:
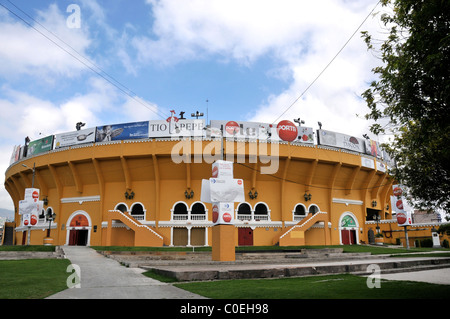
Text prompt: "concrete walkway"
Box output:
[[46, 246, 206, 299], [380, 267, 450, 285]]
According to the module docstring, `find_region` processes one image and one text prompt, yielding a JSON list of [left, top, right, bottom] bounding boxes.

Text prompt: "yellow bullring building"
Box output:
[[4, 118, 444, 248]]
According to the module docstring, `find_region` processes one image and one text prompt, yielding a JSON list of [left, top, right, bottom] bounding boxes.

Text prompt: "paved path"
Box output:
[[47, 246, 206, 299], [380, 268, 450, 285]]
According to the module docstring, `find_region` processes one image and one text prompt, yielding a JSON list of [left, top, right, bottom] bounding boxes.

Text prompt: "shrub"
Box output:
[[443, 239, 449, 248]]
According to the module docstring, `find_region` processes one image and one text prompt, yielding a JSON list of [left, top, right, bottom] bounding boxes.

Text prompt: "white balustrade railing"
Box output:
[[172, 213, 206, 221]]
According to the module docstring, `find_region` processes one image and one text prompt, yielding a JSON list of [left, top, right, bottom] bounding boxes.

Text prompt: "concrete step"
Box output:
[[145, 257, 450, 282], [0, 250, 64, 260]]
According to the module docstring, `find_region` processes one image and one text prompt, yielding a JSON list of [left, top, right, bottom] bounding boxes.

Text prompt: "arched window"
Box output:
[[191, 202, 205, 214], [237, 202, 252, 221], [191, 202, 207, 221], [172, 202, 189, 220], [293, 204, 306, 221], [115, 203, 128, 213], [254, 202, 270, 221], [130, 203, 145, 220], [254, 203, 268, 215], [309, 204, 320, 215]]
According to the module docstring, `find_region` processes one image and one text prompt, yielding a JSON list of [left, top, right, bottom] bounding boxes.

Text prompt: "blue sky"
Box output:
[[0, 0, 386, 212]]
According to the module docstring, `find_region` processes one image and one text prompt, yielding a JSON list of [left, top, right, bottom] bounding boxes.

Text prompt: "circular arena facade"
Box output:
[[4, 118, 442, 247]]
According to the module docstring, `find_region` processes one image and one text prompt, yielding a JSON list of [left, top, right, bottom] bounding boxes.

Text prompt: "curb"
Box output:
[[146, 257, 450, 282]]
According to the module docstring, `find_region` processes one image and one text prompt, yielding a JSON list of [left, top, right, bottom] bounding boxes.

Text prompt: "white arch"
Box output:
[[114, 202, 129, 212], [339, 211, 359, 229], [189, 201, 207, 213], [170, 200, 189, 212], [65, 210, 92, 246], [338, 211, 360, 245], [236, 201, 252, 211], [307, 204, 320, 214], [253, 201, 270, 212], [293, 203, 307, 215], [292, 203, 307, 221], [130, 202, 146, 213], [253, 201, 271, 221]]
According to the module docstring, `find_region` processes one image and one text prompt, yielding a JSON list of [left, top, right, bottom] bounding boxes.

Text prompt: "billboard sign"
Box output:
[[210, 120, 314, 143], [148, 119, 204, 138], [96, 121, 149, 142], [27, 135, 54, 157], [9, 145, 21, 164], [210, 120, 267, 139], [317, 129, 365, 153], [364, 139, 381, 158], [55, 127, 96, 148]]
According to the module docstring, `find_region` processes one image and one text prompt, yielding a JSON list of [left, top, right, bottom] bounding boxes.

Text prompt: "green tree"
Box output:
[[361, 0, 450, 212]]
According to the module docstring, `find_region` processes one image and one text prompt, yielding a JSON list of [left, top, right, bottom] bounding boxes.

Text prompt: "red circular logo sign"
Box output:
[[223, 213, 232, 223], [212, 205, 219, 223], [397, 212, 406, 224], [396, 199, 404, 210], [393, 187, 402, 197], [30, 215, 38, 226], [225, 121, 240, 135], [277, 120, 298, 142]]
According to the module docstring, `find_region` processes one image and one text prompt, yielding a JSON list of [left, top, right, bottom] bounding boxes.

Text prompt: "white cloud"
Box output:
[[0, 78, 162, 141], [0, 4, 91, 81], [136, 0, 383, 138]]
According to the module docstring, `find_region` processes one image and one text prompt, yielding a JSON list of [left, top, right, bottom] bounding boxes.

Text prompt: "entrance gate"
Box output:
[[67, 213, 90, 246], [340, 213, 358, 245]]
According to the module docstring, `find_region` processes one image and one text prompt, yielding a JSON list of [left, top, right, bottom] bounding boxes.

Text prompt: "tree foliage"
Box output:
[[361, 0, 450, 212]]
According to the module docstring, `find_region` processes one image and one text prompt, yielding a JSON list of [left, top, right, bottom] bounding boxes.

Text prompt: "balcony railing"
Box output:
[[172, 213, 206, 221], [131, 214, 145, 221], [236, 214, 270, 221], [237, 214, 252, 221], [293, 215, 306, 222], [254, 214, 270, 221]]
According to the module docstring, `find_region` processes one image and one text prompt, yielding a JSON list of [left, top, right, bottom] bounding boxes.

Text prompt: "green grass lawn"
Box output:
[[172, 274, 450, 299], [0, 259, 72, 299]]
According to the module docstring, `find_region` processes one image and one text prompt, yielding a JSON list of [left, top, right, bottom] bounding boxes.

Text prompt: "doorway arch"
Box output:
[[339, 212, 359, 245], [66, 211, 92, 246]]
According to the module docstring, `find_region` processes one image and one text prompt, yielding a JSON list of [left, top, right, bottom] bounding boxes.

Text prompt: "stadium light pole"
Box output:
[[191, 111, 204, 119]]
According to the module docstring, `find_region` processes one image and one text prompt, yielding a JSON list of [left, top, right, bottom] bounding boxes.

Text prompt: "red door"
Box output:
[[238, 228, 253, 246], [341, 229, 350, 245], [69, 229, 88, 246], [341, 229, 356, 245]]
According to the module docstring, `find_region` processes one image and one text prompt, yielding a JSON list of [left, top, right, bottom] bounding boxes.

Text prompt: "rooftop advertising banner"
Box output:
[[96, 121, 149, 142], [364, 139, 381, 158], [9, 145, 21, 165], [148, 119, 205, 138], [210, 120, 314, 144], [317, 129, 365, 153], [27, 135, 54, 157], [55, 127, 96, 149], [210, 120, 268, 139]]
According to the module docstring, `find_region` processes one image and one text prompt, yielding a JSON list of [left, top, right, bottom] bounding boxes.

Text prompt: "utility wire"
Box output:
[[271, 0, 381, 125], [0, 1, 168, 121]]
